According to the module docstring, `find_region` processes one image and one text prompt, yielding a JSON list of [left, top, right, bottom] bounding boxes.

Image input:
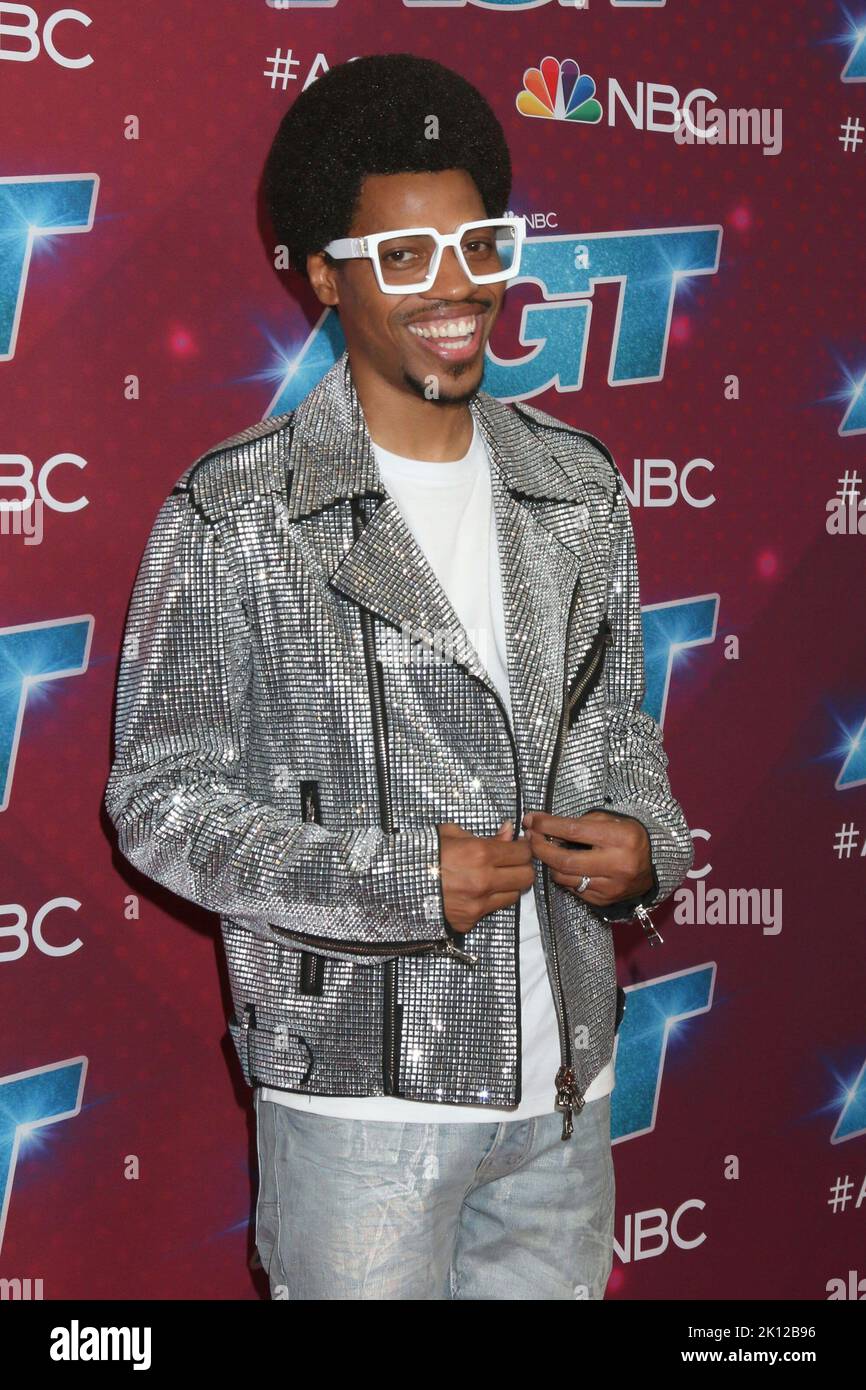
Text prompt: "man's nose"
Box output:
[[427, 244, 474, 298]]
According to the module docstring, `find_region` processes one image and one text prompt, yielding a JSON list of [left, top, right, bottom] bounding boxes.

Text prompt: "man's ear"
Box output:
[[307, 251, 340, 308]]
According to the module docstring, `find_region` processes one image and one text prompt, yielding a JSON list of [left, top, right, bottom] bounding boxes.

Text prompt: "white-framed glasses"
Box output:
[[323, 216, 524, 294]]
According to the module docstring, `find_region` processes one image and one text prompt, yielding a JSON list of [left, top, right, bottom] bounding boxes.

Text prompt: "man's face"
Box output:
[[308, 169, 508, 405]]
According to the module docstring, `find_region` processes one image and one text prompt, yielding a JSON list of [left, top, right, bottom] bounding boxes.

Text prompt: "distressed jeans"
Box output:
[[252, 1089, 615, 1300]]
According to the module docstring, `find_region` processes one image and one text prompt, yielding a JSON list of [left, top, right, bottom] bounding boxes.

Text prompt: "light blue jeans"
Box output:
[[252, 1089, 615, 1300]]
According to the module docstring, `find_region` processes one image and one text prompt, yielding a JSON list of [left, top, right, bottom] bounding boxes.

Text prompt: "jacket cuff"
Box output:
[[582, 805, 664, 922], [591, 859, 660, 922], [430, 827, 470, 943], [393, 825, 451, 941]]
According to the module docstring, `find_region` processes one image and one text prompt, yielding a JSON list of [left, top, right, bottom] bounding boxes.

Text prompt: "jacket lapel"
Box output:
[[327, 493, 497, 693]]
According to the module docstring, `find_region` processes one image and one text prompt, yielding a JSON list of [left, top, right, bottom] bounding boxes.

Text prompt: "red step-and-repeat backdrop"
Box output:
[[1, 0, 864, 1300]]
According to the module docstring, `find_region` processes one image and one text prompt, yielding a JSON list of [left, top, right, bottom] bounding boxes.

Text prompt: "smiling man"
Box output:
[[105, 53, 693, 1300]]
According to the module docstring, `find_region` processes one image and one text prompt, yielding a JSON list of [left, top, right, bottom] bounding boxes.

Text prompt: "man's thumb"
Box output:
[[496, 820, 514, 839], [438, 822, 472, 838]]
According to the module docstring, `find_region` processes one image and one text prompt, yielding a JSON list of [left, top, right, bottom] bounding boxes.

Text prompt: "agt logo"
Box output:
[[517, 54, 716, 137]]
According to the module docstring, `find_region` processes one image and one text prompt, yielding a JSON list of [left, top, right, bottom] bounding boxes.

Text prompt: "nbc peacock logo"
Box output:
[[516, 56, 603, 125]]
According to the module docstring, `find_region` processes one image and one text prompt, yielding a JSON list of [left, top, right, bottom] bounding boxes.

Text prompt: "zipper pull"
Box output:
[[554, 1065, 585, 1140], [440, 937, 478, 966], [635, 904, 663, 946]]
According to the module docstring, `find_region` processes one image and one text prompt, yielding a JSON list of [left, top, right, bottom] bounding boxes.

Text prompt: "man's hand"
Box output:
[[522, 810, 653, 910], [436, 821, 535, 934]]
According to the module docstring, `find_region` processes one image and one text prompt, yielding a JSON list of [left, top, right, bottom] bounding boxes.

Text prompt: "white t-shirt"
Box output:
[[261, 417, 614, 1120]]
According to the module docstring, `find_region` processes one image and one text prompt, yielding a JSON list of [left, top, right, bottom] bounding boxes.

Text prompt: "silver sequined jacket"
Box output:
[[105, 350, 693, 1138]]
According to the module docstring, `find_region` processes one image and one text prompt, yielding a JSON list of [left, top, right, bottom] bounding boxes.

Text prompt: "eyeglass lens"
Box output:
[[375, 223, 518, 285]]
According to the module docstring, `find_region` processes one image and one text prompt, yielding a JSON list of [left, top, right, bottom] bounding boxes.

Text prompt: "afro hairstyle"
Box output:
[[263, 53, 512, 280]]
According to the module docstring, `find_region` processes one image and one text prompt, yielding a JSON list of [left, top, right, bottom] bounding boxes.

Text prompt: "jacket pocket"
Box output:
[[566, 615, 614, 729], [268, 922, 477, 966], [228, 1010, 314, 1089], [298, 781, 326, 994], [274, 778, 478, 967]]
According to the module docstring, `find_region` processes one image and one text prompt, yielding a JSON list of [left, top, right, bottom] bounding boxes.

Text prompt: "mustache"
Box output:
[[402, 300, 494, 324]]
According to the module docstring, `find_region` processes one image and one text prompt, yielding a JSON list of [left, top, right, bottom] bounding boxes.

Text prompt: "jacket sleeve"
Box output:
[[589, 470, 694, 923], [104, 485, 450, 952]]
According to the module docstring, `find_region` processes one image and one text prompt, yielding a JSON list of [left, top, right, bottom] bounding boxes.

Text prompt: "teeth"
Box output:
[[408, 316, 477, 341]]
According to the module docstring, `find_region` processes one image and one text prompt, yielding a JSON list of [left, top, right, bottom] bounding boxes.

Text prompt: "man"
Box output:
[[105, 53, 693, 1300]]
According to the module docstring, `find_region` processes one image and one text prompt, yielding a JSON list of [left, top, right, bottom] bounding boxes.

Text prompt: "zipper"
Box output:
[[542, 603, 615, 1140], [352, 496, 400, 1095], [270, 922, 478, 964], [566, 616, 613, 728], [452, 665, 524, 1108], [242, 1002, 259, 1085]]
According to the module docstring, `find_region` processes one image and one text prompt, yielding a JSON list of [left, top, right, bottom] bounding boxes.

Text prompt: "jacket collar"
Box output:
[[285, 350, 585, 519]]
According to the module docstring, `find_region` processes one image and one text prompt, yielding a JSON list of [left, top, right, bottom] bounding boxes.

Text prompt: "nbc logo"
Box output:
[[515, 57, 729, 147], [516, 56, 602, 124]]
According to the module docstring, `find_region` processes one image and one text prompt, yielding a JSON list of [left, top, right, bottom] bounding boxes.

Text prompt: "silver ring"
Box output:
[[577, 874, 592, 893]]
